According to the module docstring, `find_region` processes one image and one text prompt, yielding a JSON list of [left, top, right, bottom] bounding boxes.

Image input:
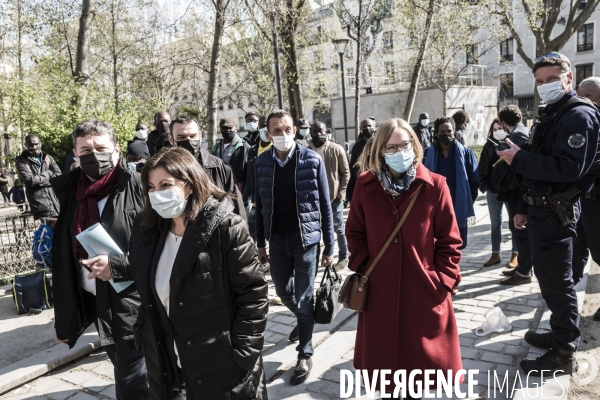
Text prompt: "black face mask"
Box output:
[[79, 151, 115, 180], [438, 134, 455, 146], [221, 130, 236, 141], [361, 128, 374, 138], [156, 121, 170, 134], [177, 139, 200, 156]]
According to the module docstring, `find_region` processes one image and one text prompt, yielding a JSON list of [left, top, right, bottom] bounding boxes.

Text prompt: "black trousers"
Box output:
[[572, 196, 600, 285], [527, 204, 580, 352], [85, 290, 149, 400], [505, 189, 533, 275]]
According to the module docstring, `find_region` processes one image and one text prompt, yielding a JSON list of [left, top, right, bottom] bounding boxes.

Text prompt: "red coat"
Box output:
[[346, 164, 463, 387]]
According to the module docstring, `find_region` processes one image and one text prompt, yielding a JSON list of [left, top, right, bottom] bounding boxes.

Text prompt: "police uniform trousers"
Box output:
[[527, 203, 581, 352], [572, 195, 600, 285]]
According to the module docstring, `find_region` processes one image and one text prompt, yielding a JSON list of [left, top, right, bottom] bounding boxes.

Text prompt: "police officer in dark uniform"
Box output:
[[573, 76, 600, 321], [498, 53, 600, 375]]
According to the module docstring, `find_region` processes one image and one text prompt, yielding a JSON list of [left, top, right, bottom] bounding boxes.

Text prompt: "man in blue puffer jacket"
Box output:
[[255, 110, 334, 385]]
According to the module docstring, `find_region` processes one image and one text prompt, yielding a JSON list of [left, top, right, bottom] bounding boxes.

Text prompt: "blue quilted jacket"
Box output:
[[255, 144, 334, 255]]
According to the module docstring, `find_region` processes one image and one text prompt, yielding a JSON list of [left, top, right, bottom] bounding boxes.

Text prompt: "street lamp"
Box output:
[[332, 38, 350, 145]]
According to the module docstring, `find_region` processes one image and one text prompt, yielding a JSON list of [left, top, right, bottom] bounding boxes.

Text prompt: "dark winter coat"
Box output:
[[255, 144, 334, 255], [196, 148, 246, 221], [346, 164, 463, 391], [15, 150, 61, 218], [346, 138, 368, 202], [8, 186, 25, 204], [412, 123, 434, 149], [0, 174, 8, 193], [130, 196, 269, 400], [50, 160, 143, 347]]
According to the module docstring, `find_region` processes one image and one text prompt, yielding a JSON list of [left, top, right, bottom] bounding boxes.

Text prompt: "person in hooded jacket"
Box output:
[[15, 134, 61, 219], [131, 147, 268, 400], [51, 119, 148, 400]]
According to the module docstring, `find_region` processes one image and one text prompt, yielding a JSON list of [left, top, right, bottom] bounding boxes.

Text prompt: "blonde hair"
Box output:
[[369, 118, 423, 174], [357, 136, 375, 173]]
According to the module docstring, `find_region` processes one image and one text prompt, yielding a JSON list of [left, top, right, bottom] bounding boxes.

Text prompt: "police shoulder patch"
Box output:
[[568, 133, 586, 149]]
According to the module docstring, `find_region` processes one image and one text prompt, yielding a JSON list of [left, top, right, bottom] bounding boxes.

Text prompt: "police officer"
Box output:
[[573, 77, 600, 321], [498, 53, 600, 375]]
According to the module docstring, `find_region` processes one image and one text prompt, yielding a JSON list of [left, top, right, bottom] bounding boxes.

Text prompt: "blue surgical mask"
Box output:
[[246, 121, 258, 132], [148, 185, 188, 219], [537, 79, 566, 105], [259, 127, 268, 143], [299, 129, 309, 138], [421, 119, 429, 127], [385, 150, 415, 173], [127, 162, 140, 172], [327, 134, 332, 141]]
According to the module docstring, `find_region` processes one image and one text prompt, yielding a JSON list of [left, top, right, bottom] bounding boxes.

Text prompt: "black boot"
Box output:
[[524, 331, 553, 350], [520, 347, 578, 376], [290, 357, 312, 385]]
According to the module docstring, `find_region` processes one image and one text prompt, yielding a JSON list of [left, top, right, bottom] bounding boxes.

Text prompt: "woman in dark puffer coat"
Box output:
[[131, 147, 269, 400]]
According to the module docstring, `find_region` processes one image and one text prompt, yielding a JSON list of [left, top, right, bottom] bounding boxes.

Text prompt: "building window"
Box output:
[[346, 68, 355, 87], [576, 64, 594, 87], [318, 82, 326, 96], [314, 51, 324, 70], [384, 61, 396, 82], [500, 38, 514, 62], [499, 73, 514, 98], [467, 44, 479, 64], [218, 102, 224, 111], [518, 96, 534, 116], [577, 23, 593, 52], [382, 32, 393, 50]]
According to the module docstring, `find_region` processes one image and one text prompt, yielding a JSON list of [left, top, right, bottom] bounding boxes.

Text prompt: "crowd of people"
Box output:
[[5, 52, 599, 399]]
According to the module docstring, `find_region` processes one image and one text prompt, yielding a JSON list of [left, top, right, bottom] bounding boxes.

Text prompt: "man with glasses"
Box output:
[[255, 110, 334, 385], [499, 53, 600, 375]]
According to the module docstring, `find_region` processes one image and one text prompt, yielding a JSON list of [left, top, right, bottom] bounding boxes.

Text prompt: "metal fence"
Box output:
[[0, 210, 39, 282]]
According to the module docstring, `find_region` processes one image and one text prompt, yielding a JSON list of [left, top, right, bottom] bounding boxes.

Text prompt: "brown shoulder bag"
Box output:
[[338, 183, 423, 312]]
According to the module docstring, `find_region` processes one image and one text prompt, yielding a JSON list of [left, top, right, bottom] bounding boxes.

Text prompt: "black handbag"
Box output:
[[314, 266, 343, 324], [12, 269, 53, 315], [491, 159, 519, 192]]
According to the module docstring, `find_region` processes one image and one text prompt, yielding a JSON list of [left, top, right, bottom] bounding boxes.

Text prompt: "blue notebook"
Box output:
[[76, 223, 134, 293]]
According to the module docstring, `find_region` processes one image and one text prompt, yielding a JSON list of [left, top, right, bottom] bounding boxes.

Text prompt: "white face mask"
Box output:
[[136, 130, 148, 140], [299, 129, 309, 138], [421, 119, 429, 127], [127, 162, 140, 172], [259, 127, 268, 143], [493, 129, 508, 141], [537, 79, 566, 105], [149, 185, 188, 219], [272, 134, 295, 152], [246, 122, 258, 132]]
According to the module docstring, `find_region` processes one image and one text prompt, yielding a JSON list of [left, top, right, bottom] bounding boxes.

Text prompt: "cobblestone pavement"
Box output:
[[1, 197, 546, 400]]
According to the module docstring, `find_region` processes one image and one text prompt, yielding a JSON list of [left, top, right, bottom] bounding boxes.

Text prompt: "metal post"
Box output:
[[271, 13, 284, 110], [339, 53, 349, 144]]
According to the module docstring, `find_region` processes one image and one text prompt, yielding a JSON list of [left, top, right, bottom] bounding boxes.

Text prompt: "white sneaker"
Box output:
[[272, 296, 283, 305]]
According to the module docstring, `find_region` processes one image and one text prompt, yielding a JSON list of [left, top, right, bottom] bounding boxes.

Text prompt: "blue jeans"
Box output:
[[269, 233, 319, 359], [332, 200, 348, 260], [486, 191, 517, 253]]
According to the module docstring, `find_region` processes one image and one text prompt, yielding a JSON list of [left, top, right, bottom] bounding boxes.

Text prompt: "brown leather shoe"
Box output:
[[500, 274, 531, 285], [502, 269, 517, 276], [484, 253, 501, 267], [508, 252, 518, 268]]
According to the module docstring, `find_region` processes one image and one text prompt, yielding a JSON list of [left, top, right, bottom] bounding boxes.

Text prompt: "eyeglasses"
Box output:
[[383, 140, 413, 155], [535, 52, 565, 64]]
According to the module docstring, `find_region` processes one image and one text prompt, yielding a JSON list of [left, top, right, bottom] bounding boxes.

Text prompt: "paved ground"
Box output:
[[0, 195, 553, 399]]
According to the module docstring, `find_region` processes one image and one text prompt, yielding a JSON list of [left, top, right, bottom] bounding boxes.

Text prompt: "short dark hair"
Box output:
[[533, 54, 571, 74], [154, 111, 170, 122], [169, 115, 200, 134], [71, 119, 116, 148], [266, 110, 293, 131], [434, 117, 456, 134], [25, 134, 40, 143], [498, 105, 522, 126], [452, 110, 469, 128]]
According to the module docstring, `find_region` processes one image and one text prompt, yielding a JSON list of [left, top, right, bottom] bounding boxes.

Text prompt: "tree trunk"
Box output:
[[73, 0, 95, 109], [353, 1, 362, 141], [280, 1, 304, 121], [111, 0, 118, 112], [403, 0, 435, 122], [206, 0, 227, 149]]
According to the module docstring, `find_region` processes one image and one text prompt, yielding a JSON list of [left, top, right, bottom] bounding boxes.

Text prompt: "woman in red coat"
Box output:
[[346, 118, 463, 398]]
